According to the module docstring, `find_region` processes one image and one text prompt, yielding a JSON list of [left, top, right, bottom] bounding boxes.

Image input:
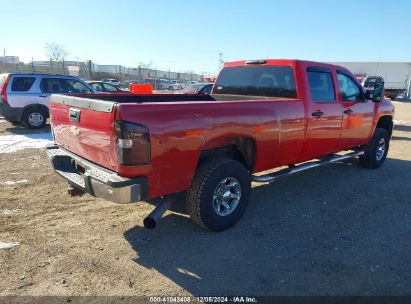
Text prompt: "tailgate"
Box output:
[[50, 94, 119, 172]]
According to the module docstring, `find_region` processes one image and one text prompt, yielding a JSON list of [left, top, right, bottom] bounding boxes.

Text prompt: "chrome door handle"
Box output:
[[38, 94, 48, 98]]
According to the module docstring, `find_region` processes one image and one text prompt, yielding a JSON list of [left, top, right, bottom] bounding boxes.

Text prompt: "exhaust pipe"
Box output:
[[143, 197, 175, 229]]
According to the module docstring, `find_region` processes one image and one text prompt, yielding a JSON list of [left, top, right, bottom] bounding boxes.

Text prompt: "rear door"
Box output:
[[303, 66, 343, 160], [38, 77, 93, 106], [336, 71, 375, 149], [7, 75, 38, 108]]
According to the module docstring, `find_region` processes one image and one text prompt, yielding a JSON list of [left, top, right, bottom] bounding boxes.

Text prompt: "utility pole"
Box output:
[[31, 56, 35, 73], [406, 73, 411, 99], [154, 67, 158, 90], [88, 60, 92, 80], [138, 65, 142, 83]]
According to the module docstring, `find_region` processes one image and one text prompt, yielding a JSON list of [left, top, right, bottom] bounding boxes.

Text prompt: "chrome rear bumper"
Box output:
[[46, 145, 147, 204]]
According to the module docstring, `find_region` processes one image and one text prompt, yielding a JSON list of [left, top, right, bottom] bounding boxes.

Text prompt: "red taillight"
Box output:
[[1, 76, 9, 103], [114, 121, 151, 165]]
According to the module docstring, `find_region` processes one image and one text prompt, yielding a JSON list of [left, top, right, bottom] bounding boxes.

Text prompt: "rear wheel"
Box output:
[[22, 108, 47, 129], [360, 128, 390, 169], [186, 158, 251, 231]]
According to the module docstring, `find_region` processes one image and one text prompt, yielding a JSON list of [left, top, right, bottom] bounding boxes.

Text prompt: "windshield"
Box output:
[[213, 66, 297, 98], [182, 83, 204, 93]]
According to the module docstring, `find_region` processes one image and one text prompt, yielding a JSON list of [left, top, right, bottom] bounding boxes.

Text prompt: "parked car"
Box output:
[[362, 76, 385, 89], [100, 79, 120, 86], [178, 83, 214, 94], [0, 73, 95, 129], [167, 80, 183, 90], [47, 59, 394, 232], [87, 81, 130, 93], [143, 79, 169, 90]]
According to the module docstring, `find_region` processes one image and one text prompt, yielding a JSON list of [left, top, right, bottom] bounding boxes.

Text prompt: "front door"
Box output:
[[336, 72, 374, 150], [303, 66, 343, 161]]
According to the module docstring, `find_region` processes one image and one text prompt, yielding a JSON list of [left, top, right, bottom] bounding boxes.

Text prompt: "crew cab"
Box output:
[[47, 59, 394, 231]]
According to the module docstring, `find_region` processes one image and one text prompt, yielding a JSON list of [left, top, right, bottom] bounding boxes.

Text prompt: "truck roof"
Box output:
[[224, 59, 350, 72], [0, 73, 78, 78]]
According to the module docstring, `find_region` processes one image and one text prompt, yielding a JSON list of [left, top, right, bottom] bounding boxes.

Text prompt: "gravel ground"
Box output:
[[0, 102, 410, 296]]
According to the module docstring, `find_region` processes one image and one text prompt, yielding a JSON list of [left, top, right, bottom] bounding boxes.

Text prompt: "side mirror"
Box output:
[[365, 83, 384, 103]]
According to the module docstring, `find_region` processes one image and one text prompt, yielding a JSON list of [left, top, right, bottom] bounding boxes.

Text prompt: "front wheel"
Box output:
[[360, 128, 390, 169], [186, 158, 251, 231]]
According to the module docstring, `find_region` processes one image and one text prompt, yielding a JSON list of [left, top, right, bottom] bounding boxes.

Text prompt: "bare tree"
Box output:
[[45, 42, 70, 62]]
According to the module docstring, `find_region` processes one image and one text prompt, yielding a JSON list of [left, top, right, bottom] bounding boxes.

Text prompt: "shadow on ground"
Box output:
[[392, 136, 411, 142], [124, 158, 411, 296], [2, 124, 51, 135], [394, 125, 411, 132]]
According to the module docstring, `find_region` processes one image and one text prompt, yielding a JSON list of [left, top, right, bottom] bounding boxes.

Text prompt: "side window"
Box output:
[[40, 78, 65, 93], [200, 84, 212, 94], [64, 79, 93, 93], [91, 83, 103, 91], [307, 67, 335, 101], [102, 83, 118, 92], [11, 77, 35, 92], [337, 73, 361, 101]]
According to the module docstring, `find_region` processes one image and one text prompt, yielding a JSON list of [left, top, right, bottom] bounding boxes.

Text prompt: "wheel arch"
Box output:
[[198, 136, 256, 171], [22, 103, 50, 118], [376, 115, 394, 137]]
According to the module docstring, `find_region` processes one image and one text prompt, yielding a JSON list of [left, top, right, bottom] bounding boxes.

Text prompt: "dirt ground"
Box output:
[[0, 102, 410, 297]]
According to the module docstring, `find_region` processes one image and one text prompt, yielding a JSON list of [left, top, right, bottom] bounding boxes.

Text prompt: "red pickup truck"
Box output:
[[47, 59, 394, 231]]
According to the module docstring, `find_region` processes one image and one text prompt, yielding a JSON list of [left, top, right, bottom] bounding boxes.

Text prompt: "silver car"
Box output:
[[0, 73, 95, 129]]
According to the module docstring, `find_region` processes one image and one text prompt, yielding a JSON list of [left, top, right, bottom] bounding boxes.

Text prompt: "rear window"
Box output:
[[213, 66, 296, 98], [11, 77, 36, 92]]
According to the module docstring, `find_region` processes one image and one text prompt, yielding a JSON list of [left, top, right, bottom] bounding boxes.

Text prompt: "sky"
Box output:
[[0, 0, 410, 74]]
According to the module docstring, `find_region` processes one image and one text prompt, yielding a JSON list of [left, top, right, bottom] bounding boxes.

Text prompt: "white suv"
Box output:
[[167, 80, 183, 90], [0, 73, 95, 129]]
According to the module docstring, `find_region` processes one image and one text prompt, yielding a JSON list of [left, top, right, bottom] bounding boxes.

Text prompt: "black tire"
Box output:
[[186, 158, 251, 231], [169, 86, 173, 91], [22, 108, 47, 129], [359, 128, 390, 169]]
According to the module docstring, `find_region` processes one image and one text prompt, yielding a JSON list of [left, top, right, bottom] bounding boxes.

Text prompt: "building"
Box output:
[[97, 65, 128, 74], [0, 56, 19, 64], [330, 62, 411, 98]]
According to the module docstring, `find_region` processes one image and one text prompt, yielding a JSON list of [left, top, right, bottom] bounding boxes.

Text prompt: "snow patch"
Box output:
[[2, 208, 21, 215], [394, 120, 410, 125], [0, 179, 28, 186], [0, 241, 20, 249], [0, 133, 53, 153]]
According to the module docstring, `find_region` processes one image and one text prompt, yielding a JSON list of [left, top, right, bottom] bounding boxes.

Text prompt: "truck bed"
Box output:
[[50, 92, 303, 198], [69, 93, 275, 103]]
